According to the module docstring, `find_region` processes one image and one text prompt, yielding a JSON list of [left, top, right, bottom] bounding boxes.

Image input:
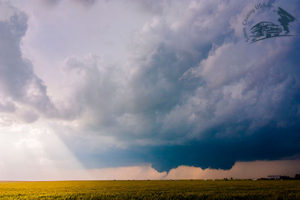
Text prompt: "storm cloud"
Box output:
[[1, 0, 300, 174]]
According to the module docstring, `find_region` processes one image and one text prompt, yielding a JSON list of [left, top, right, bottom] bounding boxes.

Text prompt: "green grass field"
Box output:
[[0, 180, 300, 200]]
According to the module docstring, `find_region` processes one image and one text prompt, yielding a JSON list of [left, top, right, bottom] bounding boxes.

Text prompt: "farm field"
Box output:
[[0, 180, 300, 200]]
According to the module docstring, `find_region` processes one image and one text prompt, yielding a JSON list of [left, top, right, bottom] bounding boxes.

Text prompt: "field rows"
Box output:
[[0, 180, 300, 200]]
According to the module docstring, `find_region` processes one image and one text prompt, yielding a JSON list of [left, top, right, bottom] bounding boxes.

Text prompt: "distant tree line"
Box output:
[[258, 174, 300, 180]]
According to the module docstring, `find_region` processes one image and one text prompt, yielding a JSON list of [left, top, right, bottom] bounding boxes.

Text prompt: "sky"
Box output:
[[0, 0, 300, 180]]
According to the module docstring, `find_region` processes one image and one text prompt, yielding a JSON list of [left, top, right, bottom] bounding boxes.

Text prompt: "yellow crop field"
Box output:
[[0, 180, 300, 200]]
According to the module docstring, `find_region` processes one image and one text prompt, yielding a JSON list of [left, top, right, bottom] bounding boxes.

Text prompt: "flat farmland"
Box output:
[[0, 180, 300, 200]]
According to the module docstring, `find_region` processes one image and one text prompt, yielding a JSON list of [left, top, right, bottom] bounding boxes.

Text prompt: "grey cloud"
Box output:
[[64, 0, 248, 142], [19, 110, 39, 123], [40, 0, 98, 7], [3, 0, 299, 171], [73, 0, 98, 6], [0, 2, 57, 121], [63, 54, 136, 133], [41, 0, 61, 6], [133, 0, 167, 15], [60, 0, 300, 171], [0, 100, 15, 113]]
